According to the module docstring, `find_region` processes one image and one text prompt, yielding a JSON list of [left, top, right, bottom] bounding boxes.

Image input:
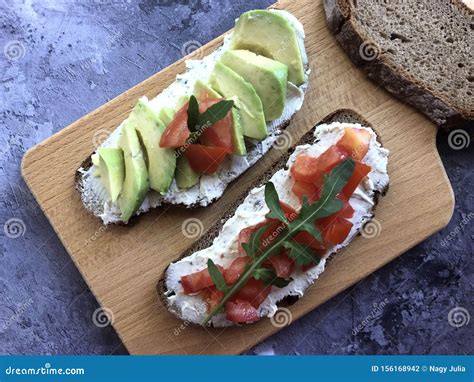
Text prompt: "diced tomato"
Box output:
[[180, 265, 224, 294], [200, 287, 224, 312], [224, 256, 251, 284], [265, 251, 295, 278], [290, 155, 320, 183], [336, 128, 371, 161], [159, 102, 190, 148], [341, 161, 371, 199], [184, 144, 228, 174], [320, 218, 353, 246], [198, 98, 233, 153], [292, 180, 321, 204], [235, 278, 271, 309], [317, 200, 355, 245], [291, 146, 347, 185], [225, 299, 259, 323]]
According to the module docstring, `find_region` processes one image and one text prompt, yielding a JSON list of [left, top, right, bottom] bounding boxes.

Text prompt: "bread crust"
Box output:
[[157, 108, 389, 326], [323, 0, 474, 128]]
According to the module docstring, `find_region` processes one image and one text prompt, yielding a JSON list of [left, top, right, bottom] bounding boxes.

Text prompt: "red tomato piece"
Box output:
[[265, 251, 295, 278], [198, 98, 233, 153], [291, 146, 347, 185], [159, 102, 190, 148], [235, 278, 271, 309], [341, 161, 371, 199], [225, 299, 259, 323], [293, 231, 326, 255], [317, 200, 355, 245], [184, 144, 228, 175], [180, 265, 224, 294], [200, 287, 224, 312], [224, 256, 251, 284], [336, 128, 371, 161], [319, 218, 353, 246], [237, 222, 267, 256], [292, 180, 321, 204]]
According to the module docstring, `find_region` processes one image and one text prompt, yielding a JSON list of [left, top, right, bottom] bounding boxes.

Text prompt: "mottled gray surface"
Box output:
[[0, 0, 472, 355]]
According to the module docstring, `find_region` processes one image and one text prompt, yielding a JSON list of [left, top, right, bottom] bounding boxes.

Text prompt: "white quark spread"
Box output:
[[164, 122, 390, 327], [78, 10, 309, 224]]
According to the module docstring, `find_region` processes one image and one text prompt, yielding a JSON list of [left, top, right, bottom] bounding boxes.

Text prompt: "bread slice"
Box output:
[[157, 108, 389, 327], [324, 0, 474, 127]]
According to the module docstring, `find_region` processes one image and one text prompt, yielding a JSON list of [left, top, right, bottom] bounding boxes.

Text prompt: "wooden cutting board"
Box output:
[[21, 0, 454, 355]]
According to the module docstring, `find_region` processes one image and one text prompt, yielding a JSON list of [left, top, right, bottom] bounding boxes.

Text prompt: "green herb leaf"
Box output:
[[202, 159, 355, 325], [207, 259, 228, 293], [265, 182, 288, 224], [197, 99, 234, 132], [253, 268, 292, 288], [242, 225, 269, 260], [187, 95, 200, 132], [283, 239, 319, 267]]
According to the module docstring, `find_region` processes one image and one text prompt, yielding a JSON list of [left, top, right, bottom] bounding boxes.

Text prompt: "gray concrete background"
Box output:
[[0, 0, 472, 355]]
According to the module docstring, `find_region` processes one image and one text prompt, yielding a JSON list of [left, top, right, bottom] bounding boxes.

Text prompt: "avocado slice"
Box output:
[[98, 148, 124, 203], [193, 80, 247, 156], [175, 156, 200, 189], [118, 122, 149, 223], [131, 99, 176, 195], [210, 62, 267, 141], [158, 107, 175, 126], [230, 10, 305, 86], [220, 50, 288, 121]]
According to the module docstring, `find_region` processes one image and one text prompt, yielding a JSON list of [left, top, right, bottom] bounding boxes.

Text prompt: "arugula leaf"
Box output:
[[283, 239, 318, 267], [253, 268, 291, 288], [201, 159, 355, 325], [187, 95, 200, 132], [207, 259, 228, 293], [197, 100, 234, 133], [242, 225, 268, 260], [265, 182, 288, 223]]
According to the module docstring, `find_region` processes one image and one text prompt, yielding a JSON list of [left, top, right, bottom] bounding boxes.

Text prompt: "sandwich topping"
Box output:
[[164, 122, 389, 327], [78, 9, 309, 224]]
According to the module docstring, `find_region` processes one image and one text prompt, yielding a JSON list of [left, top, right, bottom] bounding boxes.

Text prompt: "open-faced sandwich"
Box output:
[[158, 110, 389, 327], [76, 9, 309, 224]]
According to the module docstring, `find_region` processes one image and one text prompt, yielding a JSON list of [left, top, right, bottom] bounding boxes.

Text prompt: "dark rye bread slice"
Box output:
[[157, 108, 389, 325], [324, 0, 474, 127]]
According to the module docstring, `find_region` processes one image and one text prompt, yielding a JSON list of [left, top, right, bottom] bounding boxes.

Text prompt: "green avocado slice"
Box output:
[[98, 148, 124, 203], [210, 62, 267, 141], [220, 50, 288, 121], [230, 10, 305, 86], [118, 121, 149, 223]]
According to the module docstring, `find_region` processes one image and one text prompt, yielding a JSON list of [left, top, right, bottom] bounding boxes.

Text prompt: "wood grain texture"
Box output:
[[21, 0, 455, 354]]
